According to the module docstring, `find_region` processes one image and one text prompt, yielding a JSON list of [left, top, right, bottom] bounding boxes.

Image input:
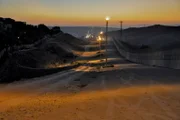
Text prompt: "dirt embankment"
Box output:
[[0, 33, 88, 83]]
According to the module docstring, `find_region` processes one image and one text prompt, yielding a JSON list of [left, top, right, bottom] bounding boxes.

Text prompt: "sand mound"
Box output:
[[0, 33, 86, 82]]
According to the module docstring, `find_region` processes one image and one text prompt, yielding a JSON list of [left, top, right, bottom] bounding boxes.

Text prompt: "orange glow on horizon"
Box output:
[[0, 0, 179, 26]]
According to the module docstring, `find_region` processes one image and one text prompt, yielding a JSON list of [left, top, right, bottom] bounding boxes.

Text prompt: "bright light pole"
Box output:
[[97, 36, 102, 54], [105, 16, 110, 65], [99, 31, 104, 60]]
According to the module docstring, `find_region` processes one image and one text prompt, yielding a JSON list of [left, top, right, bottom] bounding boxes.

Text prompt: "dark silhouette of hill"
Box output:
[[0, 17, 62, 51], [109, 24, 180, 51]]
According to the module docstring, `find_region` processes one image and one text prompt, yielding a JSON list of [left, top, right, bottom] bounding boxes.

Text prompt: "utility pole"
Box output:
[[119, 21, 123, 40]]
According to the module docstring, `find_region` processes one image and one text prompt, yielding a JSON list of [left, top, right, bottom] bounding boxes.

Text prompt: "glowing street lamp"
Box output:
[[106, 16, 110, 21], [97, 36, 102, 41], [100, 31, 105, 41], [105, 16, 110, 65]]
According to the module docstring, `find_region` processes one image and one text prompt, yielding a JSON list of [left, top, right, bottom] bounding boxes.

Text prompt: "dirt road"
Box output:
[[0, 39, 180, 120]]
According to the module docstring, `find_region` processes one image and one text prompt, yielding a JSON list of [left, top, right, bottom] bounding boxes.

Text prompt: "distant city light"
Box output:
[[85, 33, 93, 39], [85, 34, 90, 38]]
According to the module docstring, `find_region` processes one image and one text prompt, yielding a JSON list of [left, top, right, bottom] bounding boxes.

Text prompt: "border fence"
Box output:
[[113, 38, 180, 69]]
